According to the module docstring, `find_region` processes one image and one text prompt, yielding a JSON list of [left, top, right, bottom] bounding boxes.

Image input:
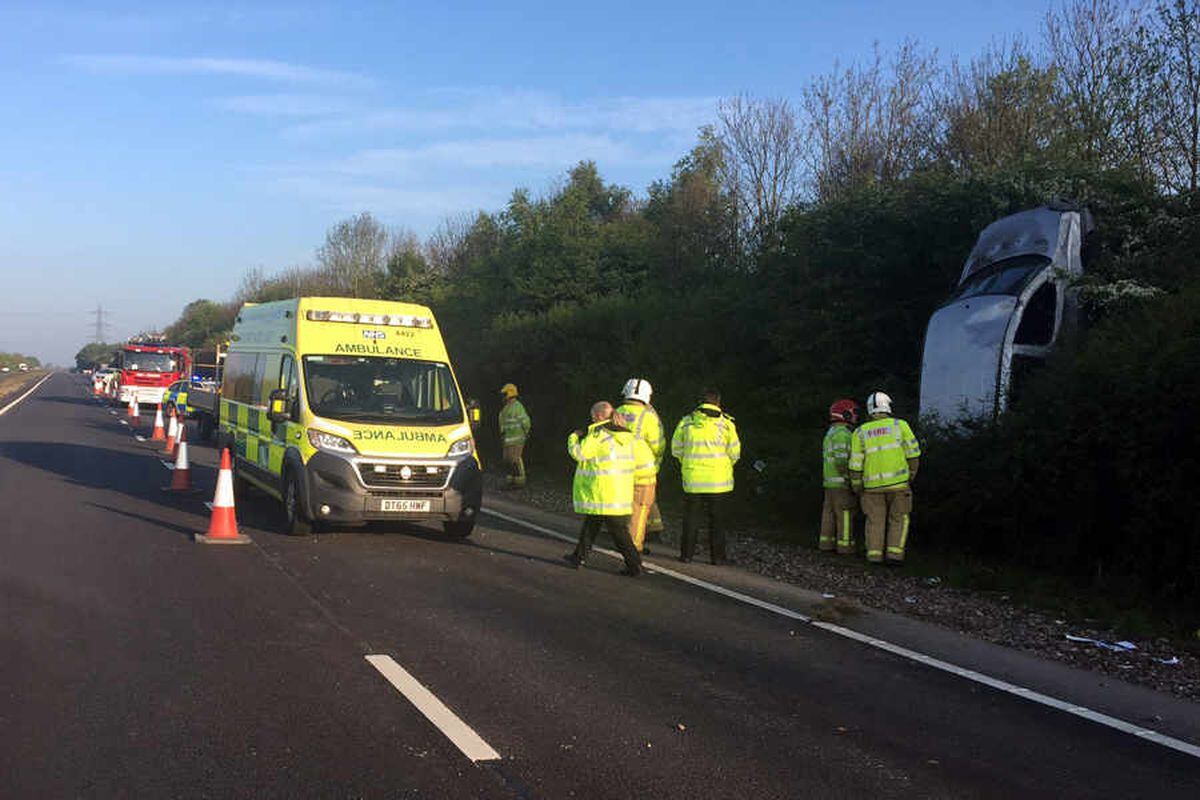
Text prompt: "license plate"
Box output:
[[379, 499, 431, 513]]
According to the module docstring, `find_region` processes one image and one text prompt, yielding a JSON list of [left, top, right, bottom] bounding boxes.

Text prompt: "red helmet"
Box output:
[[829, 399, 859, 424]]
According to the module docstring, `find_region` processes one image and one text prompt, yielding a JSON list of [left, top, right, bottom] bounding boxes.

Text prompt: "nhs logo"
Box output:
[[362, 329, 386, 340]]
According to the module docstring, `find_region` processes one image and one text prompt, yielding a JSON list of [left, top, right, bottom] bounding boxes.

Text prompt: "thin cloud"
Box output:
[[283, 90, 716, 139], [60, 54, 371, 87], [211, 94, 354, 117]]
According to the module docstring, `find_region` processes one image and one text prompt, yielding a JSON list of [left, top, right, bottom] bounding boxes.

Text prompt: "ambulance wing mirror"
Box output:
[[466, 398, 482, 432], [267, 389, 289, 423]]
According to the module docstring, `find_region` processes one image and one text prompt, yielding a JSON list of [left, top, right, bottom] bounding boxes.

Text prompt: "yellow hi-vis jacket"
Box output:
[[822, 423, 853, 489], [849, 416, 921, 491], [671, 403, 741, 494], [499, 398, 531, 446], [568, 421, 655, 515], [614, 401, 665, 480]]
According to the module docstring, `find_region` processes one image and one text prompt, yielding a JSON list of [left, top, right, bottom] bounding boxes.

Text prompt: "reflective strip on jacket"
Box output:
[[849, 417, 921, 490], [499, 399, 531, 445], [568, 421, 638, 515], [614, 401, 665, 469], [822, 423, 852, 488], [671, 403, 741, 494]]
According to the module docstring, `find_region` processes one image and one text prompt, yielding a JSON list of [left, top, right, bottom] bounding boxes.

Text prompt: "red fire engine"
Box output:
[[115, 339, 191, 407]]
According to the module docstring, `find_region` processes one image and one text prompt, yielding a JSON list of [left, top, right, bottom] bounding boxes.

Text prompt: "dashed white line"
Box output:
[[365, 654, 501, 763], [135, 435, 146, 442], [480, 505, 1200, 761], [0, 372, 54, 417]]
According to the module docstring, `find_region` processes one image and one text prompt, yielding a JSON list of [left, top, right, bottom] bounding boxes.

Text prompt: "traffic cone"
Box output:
[[165, 424, 192, 491], [127, 397, 137, 418], [196, 448, 251, 545], [151, 405, 166, 441], [163, 408, 178, 455], [130, 397, 140, 423]]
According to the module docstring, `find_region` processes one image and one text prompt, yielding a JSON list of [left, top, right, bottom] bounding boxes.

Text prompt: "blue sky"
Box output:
[[0, 1, 1051, 365]]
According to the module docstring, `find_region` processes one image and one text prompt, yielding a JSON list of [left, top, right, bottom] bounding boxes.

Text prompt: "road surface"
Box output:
[[1, 373, 1198, 798]]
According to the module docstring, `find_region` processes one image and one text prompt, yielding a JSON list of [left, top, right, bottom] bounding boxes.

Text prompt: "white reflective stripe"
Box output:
[[575, 468, 635, 477], [681, 451, 729, 460], [824, 476, 848, 485], [685, 480, 734, 490], [866, 469, 907, 483], [575, 501, 632, 511], [864, 441, 902, 455]]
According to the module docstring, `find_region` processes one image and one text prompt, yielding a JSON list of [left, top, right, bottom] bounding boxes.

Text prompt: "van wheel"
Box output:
[[284, 472, 313, 536], [443, 517, 475, 539]]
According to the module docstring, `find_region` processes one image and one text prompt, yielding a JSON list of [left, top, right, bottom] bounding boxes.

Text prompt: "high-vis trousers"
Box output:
[[502, 443, 526, 487], [819, 488, 856, 553], [860, 489, 912, 563], [629, 482, 656, 553], [647, 500, 664, 533]]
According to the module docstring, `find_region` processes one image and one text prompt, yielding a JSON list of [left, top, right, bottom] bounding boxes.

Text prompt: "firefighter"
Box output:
[[820, 399, 859, 554], [614, 378, 665, 554], [671, 388, 741, 565], [849, 391, 921, 564], [498, 383, 531, 488], [564, 401, 651, 576]]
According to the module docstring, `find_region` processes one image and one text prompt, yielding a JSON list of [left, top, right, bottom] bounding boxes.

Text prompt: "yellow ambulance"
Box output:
[[217, 297, 481, 537]]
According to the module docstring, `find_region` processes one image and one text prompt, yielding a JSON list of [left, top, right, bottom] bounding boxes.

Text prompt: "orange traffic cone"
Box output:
[[196, 448, 251, 545], [163, 407, 178, 455], [130, 397, 140, 423], [127, 397, 136, 417], [165, 423, 192, 491], [151, 405, 166, 441]]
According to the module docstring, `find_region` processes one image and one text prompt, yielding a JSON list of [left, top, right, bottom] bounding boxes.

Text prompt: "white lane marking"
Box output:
[[204, 502, 213, 510], [480, 505, 1200, 761], [0, 372, 54, 417], [135, 435, 146, 442], [365, 654, 501, 763], [160, 460, 175, 470], [109, 410, 117, 415], [119, 420, 129, 426], [482, 507, 810, 622]]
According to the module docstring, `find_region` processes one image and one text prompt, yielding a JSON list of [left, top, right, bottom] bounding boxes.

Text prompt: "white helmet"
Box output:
[[866, 391, 893, 416], [621, 378, 653, 404]]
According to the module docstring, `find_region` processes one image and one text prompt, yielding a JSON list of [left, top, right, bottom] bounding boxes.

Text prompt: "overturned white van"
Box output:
[[919, 204, 1095, 422]]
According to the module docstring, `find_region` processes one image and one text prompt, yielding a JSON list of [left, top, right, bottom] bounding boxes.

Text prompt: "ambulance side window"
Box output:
[[279, 355, 300, 420], [255, 354, 279, 407]]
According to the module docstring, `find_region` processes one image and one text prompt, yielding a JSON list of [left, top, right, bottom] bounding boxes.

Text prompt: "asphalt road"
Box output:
[[2, 373, 1198, 798]]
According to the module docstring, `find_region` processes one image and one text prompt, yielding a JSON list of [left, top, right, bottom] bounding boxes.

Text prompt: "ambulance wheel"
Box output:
[[283, 471, 314, 536], [443, 517, 475, 539]]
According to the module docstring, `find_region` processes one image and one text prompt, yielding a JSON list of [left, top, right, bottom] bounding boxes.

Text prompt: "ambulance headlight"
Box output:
[[308, 429, 357, 454], [447, 437, 473, 458]]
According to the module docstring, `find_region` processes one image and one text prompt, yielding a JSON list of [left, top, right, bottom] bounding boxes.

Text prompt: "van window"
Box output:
[[255, 354, 280, 406], [280, 355, 300, 419], [303, 355, 462, 425], [223, 352, 259, 404], [1014, 282, 1058, 346], [952, 255, 1050, 301]]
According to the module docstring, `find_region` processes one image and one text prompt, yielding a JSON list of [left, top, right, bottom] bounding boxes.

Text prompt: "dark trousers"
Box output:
[[573, 514, 642, 574], [682, 493, 727, 562]]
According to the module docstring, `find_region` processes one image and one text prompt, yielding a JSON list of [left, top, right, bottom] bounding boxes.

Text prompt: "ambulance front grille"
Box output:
[[356, 462, 451, 490]]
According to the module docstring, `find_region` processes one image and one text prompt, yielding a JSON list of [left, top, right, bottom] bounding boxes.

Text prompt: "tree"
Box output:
[[315, 211, 389, 297], [715, 94, 806, 255], [74, 343, 118, 370], [163, 299, 237, 348], [1156, 0, 1200, 192]]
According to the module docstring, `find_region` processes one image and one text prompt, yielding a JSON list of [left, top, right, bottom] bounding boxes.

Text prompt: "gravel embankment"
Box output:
[[485, 471, 1200, 701]]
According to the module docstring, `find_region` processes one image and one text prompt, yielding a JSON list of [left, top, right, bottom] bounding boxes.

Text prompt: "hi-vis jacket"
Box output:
[[568, 420, 655, 515], [822, 423, 853, 489], [849, 417, 921, 491], [671, 403, 741, 494], [614, 401, 665, 481], [499, 399, 532, 446]]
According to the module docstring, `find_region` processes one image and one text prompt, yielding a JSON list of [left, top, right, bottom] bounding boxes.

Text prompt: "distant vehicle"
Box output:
[[17, 363, 28, 372], [218, 297, 481, 538], [164, 376, 219, 440], [115, 343, 191, 407], [0, 367, 9, 373], [919, 204, 1095, 422]]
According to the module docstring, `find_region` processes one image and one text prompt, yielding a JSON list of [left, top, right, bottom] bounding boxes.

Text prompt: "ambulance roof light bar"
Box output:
[[306, 309, 433, 328]]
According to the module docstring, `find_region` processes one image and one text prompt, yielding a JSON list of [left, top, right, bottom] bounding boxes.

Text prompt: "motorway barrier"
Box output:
[[196, 448, 250, 545], [151, 405, 166, 441]]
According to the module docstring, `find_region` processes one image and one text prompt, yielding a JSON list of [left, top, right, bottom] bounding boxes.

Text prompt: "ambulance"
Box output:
[[217, 297, 482, 537]]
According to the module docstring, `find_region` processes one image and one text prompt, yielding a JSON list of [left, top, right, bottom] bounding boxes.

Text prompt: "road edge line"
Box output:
[[480, 505, 1200, 761], [365, 654, 501, 763], [0, 372, 54, 417]]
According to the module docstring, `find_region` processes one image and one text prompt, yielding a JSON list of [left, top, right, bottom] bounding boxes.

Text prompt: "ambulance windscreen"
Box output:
[[303, 356, 461, 425]]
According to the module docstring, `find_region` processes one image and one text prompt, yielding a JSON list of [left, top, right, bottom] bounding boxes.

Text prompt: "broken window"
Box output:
[[1014, 282, 1057, 346]]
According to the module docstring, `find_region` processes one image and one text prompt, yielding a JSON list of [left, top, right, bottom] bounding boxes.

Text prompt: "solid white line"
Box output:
[[480, 505, 1200, 761], [365, 654, 501, 763], [135, 435, 146, 442], [0, 372, 53, 417]]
